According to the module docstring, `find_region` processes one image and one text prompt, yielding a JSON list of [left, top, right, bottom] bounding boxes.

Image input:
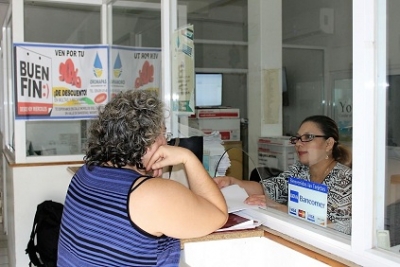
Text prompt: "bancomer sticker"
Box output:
[[288, 177, 328, 227]]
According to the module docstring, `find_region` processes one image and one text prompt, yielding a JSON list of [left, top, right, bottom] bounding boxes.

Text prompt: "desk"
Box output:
[[222, 141, 243, 180]]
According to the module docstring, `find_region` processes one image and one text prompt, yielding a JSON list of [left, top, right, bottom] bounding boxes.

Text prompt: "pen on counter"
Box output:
[[258, 206, 268, 211]]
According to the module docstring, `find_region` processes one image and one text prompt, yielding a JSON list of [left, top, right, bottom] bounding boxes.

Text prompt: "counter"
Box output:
[[181, 227, 264, 249], [181, 226, 354, 267], [66, 165, 355, 267]]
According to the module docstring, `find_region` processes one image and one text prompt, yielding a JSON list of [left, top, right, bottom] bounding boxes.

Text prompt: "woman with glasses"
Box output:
[[58, 90, 228, 267], [214, 115, 352, 235]]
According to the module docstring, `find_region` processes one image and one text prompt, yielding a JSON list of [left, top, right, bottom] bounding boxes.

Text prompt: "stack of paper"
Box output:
[[203, 132, 231, 177], [217, 184, 261, 232], [221, 184, 258, 213]]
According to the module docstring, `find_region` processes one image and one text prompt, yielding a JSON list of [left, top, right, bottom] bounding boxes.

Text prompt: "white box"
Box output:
[[191, 108, 240, 119], [189, 117, 240, 141], [258, 136, 297, 171], [258, 136, 292, 146], [189, 108, 241, 141]]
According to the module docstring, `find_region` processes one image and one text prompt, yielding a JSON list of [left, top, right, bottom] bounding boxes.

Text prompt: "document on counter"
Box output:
[[221, 184, 259, 213], [215, 212, 261, 232]]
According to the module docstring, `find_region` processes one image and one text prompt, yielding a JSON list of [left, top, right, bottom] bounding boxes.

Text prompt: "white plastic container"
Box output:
[[258, 136, 297, 171]]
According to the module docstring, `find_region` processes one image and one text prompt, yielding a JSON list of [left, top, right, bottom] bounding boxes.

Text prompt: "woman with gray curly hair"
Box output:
[[58, 90, 228, 267]]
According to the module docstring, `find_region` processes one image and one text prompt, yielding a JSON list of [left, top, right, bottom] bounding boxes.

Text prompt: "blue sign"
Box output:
[[287, 177, 328, 227]]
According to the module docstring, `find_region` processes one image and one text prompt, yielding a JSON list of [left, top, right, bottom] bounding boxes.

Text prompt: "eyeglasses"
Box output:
[[289, 134, 328, 144]]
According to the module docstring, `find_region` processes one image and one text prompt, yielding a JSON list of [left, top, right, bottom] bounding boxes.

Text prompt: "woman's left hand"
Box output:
[[244, 194, 266, 206], [245, 195, 288, 212]]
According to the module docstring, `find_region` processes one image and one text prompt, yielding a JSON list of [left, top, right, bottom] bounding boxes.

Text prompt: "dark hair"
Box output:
[[301, 115, 352, 168], [84, 90, 165, 169]]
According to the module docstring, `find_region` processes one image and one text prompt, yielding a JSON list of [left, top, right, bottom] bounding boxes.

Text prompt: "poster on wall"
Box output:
[[333, 81, 353, 143], [109, 46, 162, 98], [14, 43, 109, 120], [171, 25, 195, 113]]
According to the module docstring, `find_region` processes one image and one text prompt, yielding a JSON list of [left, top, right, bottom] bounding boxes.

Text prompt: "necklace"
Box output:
[[310, 160, 335, 183]]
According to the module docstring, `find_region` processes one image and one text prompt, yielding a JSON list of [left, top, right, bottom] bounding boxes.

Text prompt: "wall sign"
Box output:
[[14, 43, 161, 121], [171, 25, 195, 113]]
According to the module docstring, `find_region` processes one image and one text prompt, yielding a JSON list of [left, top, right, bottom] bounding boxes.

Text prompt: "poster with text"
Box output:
[[333, 81, 353, 142], [109, 46, 162, 98], [287, 177, 328, 228], [14, 43, 109, 120], [172, 25, 195, 113]]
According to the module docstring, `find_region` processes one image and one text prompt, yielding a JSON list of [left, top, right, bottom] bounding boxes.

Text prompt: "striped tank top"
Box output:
[[57, 165, 180, 267]]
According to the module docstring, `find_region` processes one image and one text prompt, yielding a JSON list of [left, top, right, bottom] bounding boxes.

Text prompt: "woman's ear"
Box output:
[[326, 137, 335, 150]]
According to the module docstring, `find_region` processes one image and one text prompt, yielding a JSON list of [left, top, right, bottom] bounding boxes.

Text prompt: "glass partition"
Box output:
[[265, 0, 354, 237], [282, 46, 325, 136], [17, 0, 165, 158], [112, 1, 161, 47], [186, 0, 248, 111], [382, 0, 400, 254], [24, 2, 101, 44], [183, 0, 248, 175], [22, 2, 101, 157], [110, 1, 162, 99], [331, 73, 352, 147]]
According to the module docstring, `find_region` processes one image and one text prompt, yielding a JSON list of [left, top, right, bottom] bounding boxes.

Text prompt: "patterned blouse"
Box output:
[[260, 161, 352, 235]]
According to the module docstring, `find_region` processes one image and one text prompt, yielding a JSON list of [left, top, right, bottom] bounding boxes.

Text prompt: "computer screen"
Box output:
[[195, 73, 223, 107]]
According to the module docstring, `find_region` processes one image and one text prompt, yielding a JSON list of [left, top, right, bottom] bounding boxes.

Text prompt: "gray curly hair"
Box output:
[[84, 90, 165, 169]]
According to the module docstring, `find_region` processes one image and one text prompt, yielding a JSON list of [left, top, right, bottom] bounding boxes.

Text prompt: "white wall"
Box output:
[[283, 0, 352, 73], [5, 163, 79, 267], [184, 237, 330, 267], [281, 0, 353, 137]]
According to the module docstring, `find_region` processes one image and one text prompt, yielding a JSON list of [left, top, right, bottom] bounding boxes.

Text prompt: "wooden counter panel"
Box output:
[[180, 227, 264, 249]]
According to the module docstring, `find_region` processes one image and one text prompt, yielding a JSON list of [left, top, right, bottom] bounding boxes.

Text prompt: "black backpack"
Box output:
[[25, 200, 64, 267]]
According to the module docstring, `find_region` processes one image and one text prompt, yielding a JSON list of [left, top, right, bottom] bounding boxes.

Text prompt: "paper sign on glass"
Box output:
[[287, 177, 328, 227]]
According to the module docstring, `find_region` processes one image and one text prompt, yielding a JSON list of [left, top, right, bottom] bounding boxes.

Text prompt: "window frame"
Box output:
[[244, 0, 400, 265], [3, 0, 400, 265]]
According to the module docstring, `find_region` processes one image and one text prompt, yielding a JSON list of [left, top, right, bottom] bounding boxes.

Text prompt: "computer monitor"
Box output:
[[195, 73, 223, 107]]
